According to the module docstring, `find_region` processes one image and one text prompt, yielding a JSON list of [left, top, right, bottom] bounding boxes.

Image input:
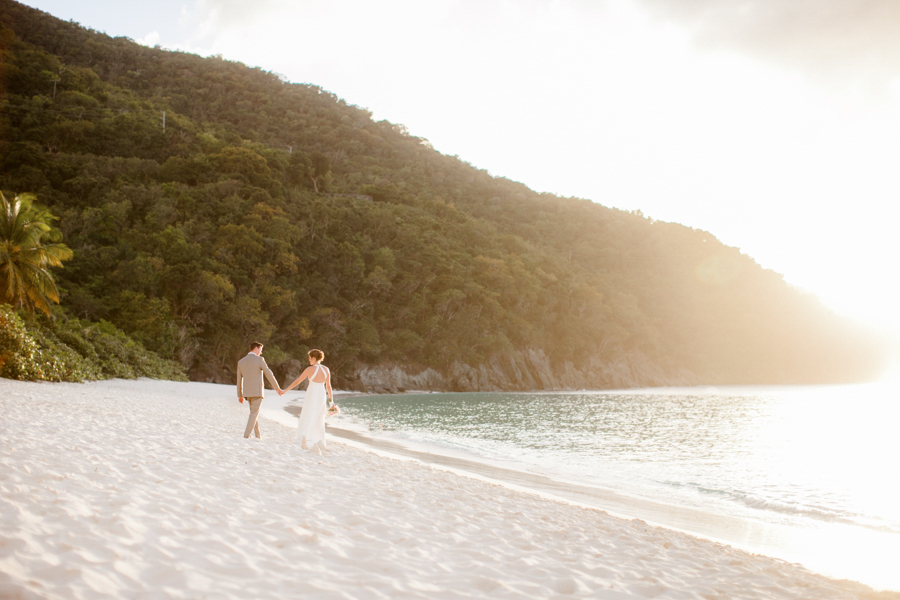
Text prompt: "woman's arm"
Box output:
[[325, 368, 334, 403], [284, 366, 312, 392]]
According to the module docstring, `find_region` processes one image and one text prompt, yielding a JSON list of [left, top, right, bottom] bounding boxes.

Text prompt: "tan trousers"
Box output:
[[243, 396, 263, 438]]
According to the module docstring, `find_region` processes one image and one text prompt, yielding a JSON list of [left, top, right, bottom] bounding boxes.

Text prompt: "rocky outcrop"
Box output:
[[354, 365, 444, 394], [277, 359, 307, 383], [340, 348, 698, 393]]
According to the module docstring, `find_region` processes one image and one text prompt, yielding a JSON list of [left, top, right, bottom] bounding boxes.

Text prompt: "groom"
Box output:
[[236, 342, 282, 439]]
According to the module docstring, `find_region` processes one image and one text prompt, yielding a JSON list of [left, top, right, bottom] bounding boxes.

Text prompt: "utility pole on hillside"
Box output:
[[161, 110, 166, 133]]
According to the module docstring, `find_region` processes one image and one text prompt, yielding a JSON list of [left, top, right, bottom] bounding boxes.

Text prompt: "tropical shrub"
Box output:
[[0, 303, 187, 381]]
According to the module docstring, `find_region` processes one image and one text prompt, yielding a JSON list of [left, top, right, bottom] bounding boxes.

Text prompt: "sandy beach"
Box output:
[[1, 378, 895, 599]]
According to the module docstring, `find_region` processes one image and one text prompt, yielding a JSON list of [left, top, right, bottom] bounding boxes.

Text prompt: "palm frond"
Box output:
[[0, 192, 73, 316]]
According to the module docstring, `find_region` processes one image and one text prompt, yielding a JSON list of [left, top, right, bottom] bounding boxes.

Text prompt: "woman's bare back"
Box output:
[[309, 364, 329, 384]]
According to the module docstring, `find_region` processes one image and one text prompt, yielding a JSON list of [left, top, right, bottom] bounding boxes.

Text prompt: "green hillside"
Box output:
[[0, 0, 883, 390]]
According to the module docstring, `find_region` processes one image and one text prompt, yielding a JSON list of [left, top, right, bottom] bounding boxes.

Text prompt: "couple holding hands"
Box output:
[[236, 342, 336, 454]]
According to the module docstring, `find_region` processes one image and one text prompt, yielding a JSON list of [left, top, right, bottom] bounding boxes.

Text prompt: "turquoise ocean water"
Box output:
[[328, 382, 900, 591]]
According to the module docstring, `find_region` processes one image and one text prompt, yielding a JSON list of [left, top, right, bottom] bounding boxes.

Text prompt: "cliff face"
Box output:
[[340, 348, 698, 393]]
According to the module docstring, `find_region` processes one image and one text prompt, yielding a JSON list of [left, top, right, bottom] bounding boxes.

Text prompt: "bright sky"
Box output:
[[20, 0, 900, 337]]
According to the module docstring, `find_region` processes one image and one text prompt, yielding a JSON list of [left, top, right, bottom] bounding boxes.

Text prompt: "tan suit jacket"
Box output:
[[236, 352, 279, 398]]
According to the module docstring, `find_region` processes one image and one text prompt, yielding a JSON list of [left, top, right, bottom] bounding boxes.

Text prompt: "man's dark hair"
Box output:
[[249, 342, 264, 351]]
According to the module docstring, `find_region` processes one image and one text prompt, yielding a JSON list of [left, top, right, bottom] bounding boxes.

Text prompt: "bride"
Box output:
[[283, 349, 334, 454]]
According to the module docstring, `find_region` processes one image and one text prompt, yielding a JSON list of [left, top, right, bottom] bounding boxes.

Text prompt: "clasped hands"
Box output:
[[237, 385, 287, 403]]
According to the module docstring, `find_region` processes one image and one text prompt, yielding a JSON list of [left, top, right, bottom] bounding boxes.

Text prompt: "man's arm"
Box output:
[[260, 357, 282, 394], [236, 364, 244, 403]]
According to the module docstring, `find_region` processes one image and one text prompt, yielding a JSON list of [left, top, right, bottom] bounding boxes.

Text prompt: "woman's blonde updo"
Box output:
[[308, 349, 324, 362]]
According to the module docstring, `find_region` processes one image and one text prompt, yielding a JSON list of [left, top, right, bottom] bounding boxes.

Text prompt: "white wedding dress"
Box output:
[[295, 364, 329, 452]]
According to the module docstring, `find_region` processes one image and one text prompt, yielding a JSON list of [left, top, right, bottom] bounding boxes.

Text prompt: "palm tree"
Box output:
[[0, 192, 73, 317]]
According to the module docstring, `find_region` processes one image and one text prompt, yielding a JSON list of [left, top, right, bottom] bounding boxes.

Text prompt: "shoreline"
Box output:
[[308, 387, 900, 592], [320, 421, 900, 593], [2, 377, 896, 599], [322, 423, 760, 533]]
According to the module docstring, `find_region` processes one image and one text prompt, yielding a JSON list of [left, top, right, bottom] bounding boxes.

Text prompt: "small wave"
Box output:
[[329, 415, 521, 465], [663, 480, 900, 535]]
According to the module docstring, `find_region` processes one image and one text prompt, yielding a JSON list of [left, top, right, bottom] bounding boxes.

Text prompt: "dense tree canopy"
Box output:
[[0, 0, 884, 387]]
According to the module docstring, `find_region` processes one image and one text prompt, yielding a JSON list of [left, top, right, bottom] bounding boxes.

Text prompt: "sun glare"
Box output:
[[749, 383, 900, 589]]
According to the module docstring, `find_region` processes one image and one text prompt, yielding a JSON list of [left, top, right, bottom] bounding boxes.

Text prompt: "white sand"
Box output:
[[0, 378, 892, 600]]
